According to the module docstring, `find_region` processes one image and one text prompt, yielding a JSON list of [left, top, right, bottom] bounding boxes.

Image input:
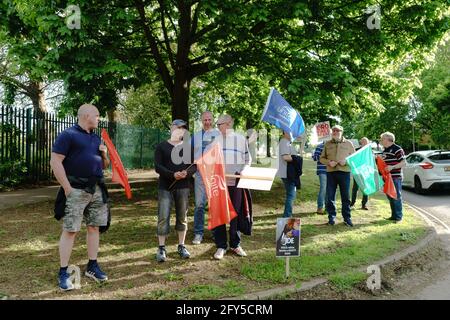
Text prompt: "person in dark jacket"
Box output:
[[312, 142, 327, 214], [154, 119, 196, 263]]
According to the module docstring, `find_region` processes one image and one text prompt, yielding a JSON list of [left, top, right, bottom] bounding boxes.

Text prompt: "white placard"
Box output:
[[236, 167, 278, 191]]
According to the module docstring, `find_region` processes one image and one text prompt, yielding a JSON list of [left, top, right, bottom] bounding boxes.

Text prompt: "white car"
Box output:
[[403, 150, 450, 194]]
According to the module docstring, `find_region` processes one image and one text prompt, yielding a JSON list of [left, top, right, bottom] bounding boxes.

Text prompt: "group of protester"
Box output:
[[310, 126, 405, 227], [49, 104, 406, 291], [153, 112, 251, 262]]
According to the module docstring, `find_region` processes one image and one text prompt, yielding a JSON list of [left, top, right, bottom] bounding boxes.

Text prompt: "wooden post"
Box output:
[[286, 256, 290, 278]]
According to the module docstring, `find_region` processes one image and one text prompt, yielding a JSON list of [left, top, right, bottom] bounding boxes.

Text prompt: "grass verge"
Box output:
[[0, 158, 429, 299]]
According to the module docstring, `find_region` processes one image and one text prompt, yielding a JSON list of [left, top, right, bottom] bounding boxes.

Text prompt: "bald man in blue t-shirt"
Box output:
[[50, 104, 110, 291]]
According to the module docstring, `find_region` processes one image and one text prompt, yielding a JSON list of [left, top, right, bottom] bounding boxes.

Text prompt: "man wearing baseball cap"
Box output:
[[320, 124, 355, 226], [154, 119, 196, 262]]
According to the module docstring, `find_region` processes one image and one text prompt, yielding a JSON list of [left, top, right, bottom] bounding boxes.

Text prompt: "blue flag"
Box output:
[[261, 88, 305, 140]]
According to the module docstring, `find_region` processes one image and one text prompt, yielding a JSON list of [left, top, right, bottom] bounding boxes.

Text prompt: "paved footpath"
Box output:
[[0, 170, 158, 210], [401, 189, 450, 300]]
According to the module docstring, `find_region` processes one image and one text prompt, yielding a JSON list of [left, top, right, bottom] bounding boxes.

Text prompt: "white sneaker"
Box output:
[[230, 246, 247, 257], [214, 248, 226, 260], [192, 234, 203, 245]]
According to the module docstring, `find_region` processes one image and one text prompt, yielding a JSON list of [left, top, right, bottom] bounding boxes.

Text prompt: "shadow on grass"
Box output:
[[0, 169, 431, 299]]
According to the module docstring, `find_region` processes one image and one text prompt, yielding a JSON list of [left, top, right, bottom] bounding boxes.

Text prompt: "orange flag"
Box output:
[[101, 129, 132, 199], [196, 142, 237, 230], [375, 155, 397, 200]]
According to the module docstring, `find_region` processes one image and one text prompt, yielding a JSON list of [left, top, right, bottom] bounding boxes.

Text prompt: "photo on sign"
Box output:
[[276, 218, 301, 257]]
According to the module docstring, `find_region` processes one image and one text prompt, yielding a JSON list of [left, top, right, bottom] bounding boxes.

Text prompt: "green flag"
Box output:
[[346, 145, 384, 196]]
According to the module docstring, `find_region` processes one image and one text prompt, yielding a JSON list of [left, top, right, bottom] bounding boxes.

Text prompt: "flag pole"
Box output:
[[260, 87, 274, 122], [168, 163, 195, 190]]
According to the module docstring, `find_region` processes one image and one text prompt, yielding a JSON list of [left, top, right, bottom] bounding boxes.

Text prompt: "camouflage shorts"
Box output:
[[63, 186, 108, 232]]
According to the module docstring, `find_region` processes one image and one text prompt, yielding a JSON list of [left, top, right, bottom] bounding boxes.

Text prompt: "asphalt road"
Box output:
[[403, 188, 450, 223], [402, 187, 450, 300]]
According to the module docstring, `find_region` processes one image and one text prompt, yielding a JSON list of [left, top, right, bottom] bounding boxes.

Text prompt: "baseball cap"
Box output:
[[171, 119, 187, 128], [331, 125, 343, 131]]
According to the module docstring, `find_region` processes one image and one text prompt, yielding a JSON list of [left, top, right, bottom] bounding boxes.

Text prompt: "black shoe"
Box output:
[[362, 206, 369, 210], [344, 220, 354, 227], [327, 220, 335, 226], [385, 217, 396, 221]]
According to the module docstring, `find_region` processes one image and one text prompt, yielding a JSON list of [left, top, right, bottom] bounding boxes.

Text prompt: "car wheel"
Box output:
[[414, 176, 425, 194]]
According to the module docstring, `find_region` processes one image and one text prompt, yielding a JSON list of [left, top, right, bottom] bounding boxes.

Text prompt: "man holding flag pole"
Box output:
[[208, 114, 252, 260], [154, 119, 196, 262], [379, 132, 406, 223], [350, 137, 371, 210], [261, 88, 305, 219]]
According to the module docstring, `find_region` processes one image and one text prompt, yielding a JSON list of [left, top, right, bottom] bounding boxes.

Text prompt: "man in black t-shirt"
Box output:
[[154, 119, 196, 262], [380, 132, 406, 222]]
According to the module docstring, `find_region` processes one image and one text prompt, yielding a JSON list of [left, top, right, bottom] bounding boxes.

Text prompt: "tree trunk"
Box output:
[[171, 73, 190, 125], [27, 81, 48, 150], [29, 81, 47, 113], [107, 108, 116, 122], [106, 108, 117, 141]]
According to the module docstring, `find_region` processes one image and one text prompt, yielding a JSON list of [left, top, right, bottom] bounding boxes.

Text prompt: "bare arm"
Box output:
[[387, 159, 406, 171], [397, 159, 406, 168], [50, 152, 72, 196], [99, 145, 110, 169]]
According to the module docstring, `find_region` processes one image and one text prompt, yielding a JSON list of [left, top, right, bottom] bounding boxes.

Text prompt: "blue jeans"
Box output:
[[317, 174, 327, 209], [157, 188, 189, 236], [326, 171, 351, 222], [387, 178, 403, 221], [193, 173, 207, 236], [282, 178, 297, 218]]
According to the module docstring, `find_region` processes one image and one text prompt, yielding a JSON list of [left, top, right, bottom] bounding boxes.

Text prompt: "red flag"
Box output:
[[101, 129, 132, 199], [375, 155, 397, 200], [196, 143, 237, 230]]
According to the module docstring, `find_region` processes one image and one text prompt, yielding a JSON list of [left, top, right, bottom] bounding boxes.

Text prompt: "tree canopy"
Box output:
[[0, 0, 448, 129], [414, 38, 450, 149]]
